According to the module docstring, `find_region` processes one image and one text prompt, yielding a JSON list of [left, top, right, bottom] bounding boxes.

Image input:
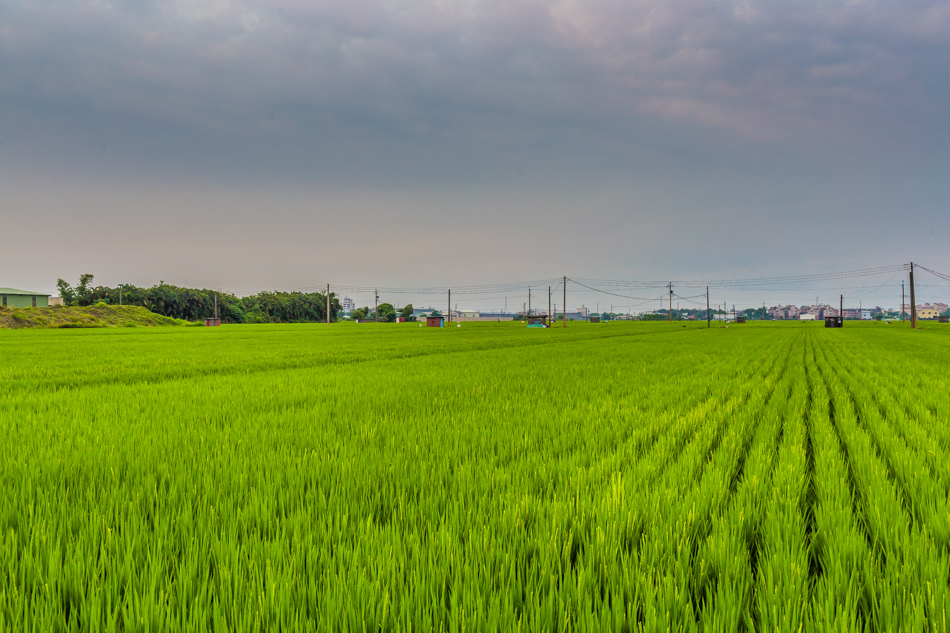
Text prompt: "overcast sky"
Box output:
[[2, 0, 949, 310]]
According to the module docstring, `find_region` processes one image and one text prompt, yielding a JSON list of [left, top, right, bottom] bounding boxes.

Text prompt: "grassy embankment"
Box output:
[[0, 304, 194, 328]]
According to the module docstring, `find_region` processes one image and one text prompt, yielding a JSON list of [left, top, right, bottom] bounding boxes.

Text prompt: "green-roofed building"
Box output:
[[0, 288, 50, 308]]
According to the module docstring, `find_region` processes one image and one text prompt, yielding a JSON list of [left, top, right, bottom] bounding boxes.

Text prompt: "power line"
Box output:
[[572, 264, 909, 290], [568, 278, 668, 302], [917, 265, 950, 283], [225, 263, 940, 310]]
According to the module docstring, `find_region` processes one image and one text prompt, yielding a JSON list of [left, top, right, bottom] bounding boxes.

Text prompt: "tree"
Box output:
[[56, 274, 94, 306], [55, 278, 76, 306], [376, 303, 397, 322], [59, 275, 341, 323], [399, 303, 416, 323], [352, 307, 369, 321]]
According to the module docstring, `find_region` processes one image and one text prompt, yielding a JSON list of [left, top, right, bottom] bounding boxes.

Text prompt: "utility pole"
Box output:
[[214, 293, 218, 320], [668, 283, 673, 322], [119, 287, 122, 306], [902, 281, 906, 323], [909, 262, 917, 329], [563, 276, 567, 327], [448, 289, 451, 324], [327, 283, 330, 325], [840, 294, 843, 323], [528, 288, 531, 317], [548, 286, 551, 327], [375, 289, 379, 323], [733, 304, 736, 321], [706, 286, 710, 328]]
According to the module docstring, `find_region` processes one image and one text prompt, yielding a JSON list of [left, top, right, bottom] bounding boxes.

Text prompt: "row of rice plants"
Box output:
[[626, 332, 797, 631], [809, 331, 949, 631], [801, 333, 878, 630]]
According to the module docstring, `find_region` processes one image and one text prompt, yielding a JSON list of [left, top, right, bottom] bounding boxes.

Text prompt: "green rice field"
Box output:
[[2, 321, 949, 631]]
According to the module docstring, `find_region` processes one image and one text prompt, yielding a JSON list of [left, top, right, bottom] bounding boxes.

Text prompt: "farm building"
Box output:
[[0, 287, 50, 308]]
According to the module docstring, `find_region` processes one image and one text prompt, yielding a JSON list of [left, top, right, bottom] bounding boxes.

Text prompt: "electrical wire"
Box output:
[[572, 264, 909, 290], [918, 265, 950, 283], [227, 262, 944, 311], [568, 278, 669, 302]]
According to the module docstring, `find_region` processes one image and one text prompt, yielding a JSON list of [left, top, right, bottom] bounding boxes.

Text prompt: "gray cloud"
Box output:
[[5, 0, 949, 169], [1, 0, 949, 303]]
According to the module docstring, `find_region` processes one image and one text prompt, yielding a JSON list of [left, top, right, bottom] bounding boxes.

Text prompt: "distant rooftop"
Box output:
[[0, 287, 50, 296]]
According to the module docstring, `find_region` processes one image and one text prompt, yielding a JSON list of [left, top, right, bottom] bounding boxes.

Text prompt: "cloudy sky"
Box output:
[[2, 0, 949, 310]]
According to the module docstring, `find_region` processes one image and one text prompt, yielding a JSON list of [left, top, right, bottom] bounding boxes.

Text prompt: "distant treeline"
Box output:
[[56, 275, 340, 323]]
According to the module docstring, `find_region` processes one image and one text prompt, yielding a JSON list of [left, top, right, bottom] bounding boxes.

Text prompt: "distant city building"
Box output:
[[340, 296, 355, 312], [772, 304, 894, 320], [799, 304, 837, 319], [901, 303, 945, 319], [769, 305, 801, 320]]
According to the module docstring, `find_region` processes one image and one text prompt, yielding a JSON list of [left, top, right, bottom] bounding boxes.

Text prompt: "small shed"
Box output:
[[824, 316, 843, 328], [735, 316, 746, 324], [0, 288, 50, 308], [939, 316, 949, 324], [588, 315, 601, 323], [205, 318, 221, 327], [526, 315, 547, 328], [426, 315, 444, 327]]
